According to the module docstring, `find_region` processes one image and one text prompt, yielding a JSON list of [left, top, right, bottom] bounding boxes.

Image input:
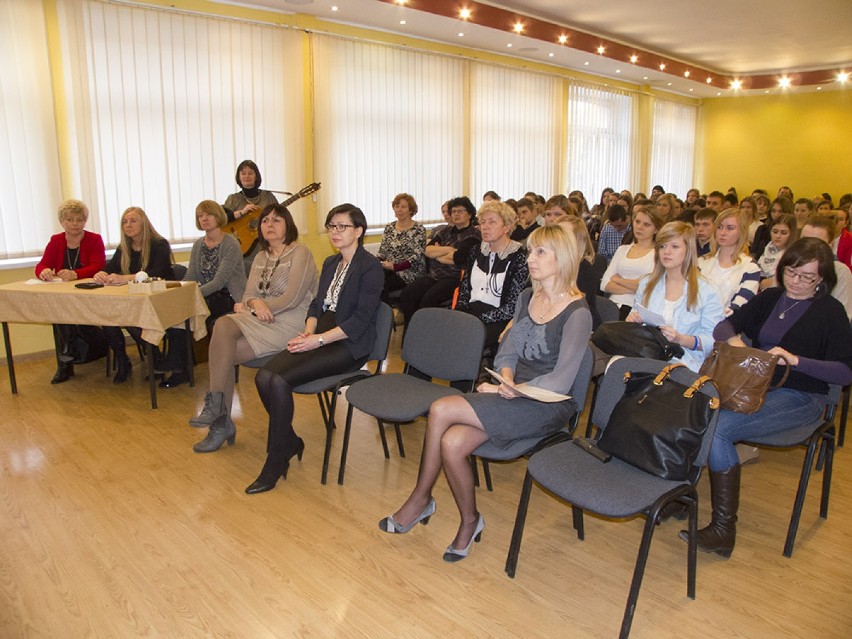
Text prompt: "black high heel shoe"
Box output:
[[245, 450, 290, 495], [288, 437, 305, 463]]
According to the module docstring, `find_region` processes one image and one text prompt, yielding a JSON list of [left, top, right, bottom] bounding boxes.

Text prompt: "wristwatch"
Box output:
[[318, 335, 324, 347]]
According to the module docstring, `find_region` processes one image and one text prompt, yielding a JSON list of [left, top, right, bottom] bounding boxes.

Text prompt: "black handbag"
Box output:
[[591, 321, 685, 361], [596, 364, 719, 481]]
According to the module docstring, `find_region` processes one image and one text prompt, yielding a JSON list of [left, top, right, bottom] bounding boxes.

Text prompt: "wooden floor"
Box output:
[[1, 332, 851, 638]]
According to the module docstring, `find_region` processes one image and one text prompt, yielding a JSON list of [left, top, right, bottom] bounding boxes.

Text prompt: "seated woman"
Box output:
[[600, 206, 662, 319], [376, 193, 426, 302], [626, 222, 724, 371], [678, 238, 852, 557], [555, 215, 608, 329], [379, 225, 592, 562], [758, 213, 796, 289], [157, 200, 248, 388], [542, 194, 577, 226], [399, 196, 480, 330], [36, 199, 107, 384], [698, 208, 761, 316], [247, 204, 383, 493], [94, 207, 174, 383], [223, 160, 279, 273], [455, 201, 528, 355], [190, 203, 318, 453], [752, 195, 794, 258]]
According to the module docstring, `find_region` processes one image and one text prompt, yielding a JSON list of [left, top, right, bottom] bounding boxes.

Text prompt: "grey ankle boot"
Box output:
[[189, 391, 225, 428], [193, 415, 237, 453]]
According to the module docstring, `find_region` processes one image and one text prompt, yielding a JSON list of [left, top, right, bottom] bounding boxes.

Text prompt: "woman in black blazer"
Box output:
[[247, 203, 384, 494]]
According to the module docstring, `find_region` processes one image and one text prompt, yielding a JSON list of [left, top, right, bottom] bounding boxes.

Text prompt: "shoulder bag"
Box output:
[[591, 321, 685, 361], [698, 341, 789, 414]]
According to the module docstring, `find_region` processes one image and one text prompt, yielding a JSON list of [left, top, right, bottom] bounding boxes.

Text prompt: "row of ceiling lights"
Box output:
[[364, 2, 852, 91]]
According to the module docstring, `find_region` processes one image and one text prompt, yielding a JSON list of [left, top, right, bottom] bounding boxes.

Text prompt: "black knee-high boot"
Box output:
[[679, 464, 740, 558]]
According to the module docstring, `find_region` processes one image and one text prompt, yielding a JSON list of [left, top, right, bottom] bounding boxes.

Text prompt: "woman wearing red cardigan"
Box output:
[[35, 199, 106, 383]]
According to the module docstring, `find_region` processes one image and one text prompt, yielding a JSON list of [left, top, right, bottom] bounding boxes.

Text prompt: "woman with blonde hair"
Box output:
[[655, 193, 678, 223], [555, 214, 607, 328], [698, 208, 761, 316], [94, 207, 174, 383], [627, 222, 724, 371], [379, 225, 592, 563]]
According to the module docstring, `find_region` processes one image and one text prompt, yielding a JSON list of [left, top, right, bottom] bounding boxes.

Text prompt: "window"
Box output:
[[565, 82, 635, 204], [0, 0, 63, 259], [649, 99, 697, 198], [312, 36, 464, 228], [58, 0, 303, 247]]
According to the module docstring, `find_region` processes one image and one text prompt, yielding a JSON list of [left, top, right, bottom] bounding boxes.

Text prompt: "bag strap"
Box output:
[[653, 363, 686, 385], [771, 363, 791, 389], [683, 375, 721, 409]]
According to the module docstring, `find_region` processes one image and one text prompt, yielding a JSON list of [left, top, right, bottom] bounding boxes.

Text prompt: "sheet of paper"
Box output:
[[25, 278, 63, 285], [635, 304, 667, 327], [485, 368, 572, 403]]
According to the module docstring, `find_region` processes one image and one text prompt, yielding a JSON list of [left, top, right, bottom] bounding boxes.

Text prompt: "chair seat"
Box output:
[[293, 370, 370, 395], [744, 419, 825, 448], [474, 436, 556, 461], [345, 373, 464, 422], [528, 441, 687, 518]]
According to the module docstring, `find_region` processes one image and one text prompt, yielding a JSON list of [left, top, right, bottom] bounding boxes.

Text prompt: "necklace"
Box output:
[[536, 291, 566, 321], [258, 253, 281, 297], [778, 296, 805, 319], [65, 246, 80, 271]]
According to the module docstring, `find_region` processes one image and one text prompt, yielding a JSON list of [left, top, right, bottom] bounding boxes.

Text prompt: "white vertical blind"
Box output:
[[0, 0, 63, 259], [649, 98, 697, 199], [469, 63, 561, 201], [565, 82, 635, 202], [57, 0, 303, 247], [312, 36, 464, 227]]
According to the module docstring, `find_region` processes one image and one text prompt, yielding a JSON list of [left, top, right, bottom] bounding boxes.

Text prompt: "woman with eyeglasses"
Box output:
[[190, 203, 318, 454], [672, 238, 852, 559], [247, 203, 383, 494]]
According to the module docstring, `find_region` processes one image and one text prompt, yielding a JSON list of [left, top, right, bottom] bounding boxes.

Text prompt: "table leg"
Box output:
[[2, 322, 16, 394], [146, 342, 158, 409], [185, 319, 195, 388], [52, 325, 63, 367]]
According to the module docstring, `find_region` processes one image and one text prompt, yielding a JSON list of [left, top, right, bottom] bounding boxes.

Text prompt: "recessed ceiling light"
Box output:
[[706, 77, 712, 84], [399, 20, 406, 25], [331, 5, 338, 11], [584, 61, 590, 66], [765, 90, 770, 94], [817, 86, 822, 90], [513, 22, 524, 34], [666, 82, 672, 86], [659, 63, 666, 71], [459, 8, 471, 20], [395, 0, 406, 4], [731, 79, 742, 90], [838, 71, 850, 83], [630, 55, 638, 63], [458, 32, 464, 37], [779, 76, 791, 88], [684, 70, 690, 78], [689, 88, 694, 92], [506, 43, 512, 48], [548, 52, 554, 57], [643, 76, 648, 80], [615, 69, 621, 74], [597, 46, 605, 54], [717, 92, 721, 96], [558, 35, 568, 45]]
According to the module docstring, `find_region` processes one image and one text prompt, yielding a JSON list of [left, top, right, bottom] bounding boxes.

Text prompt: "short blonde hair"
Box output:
[[195, 200, 227, 230], [57, 199, 88, 222], [477, 200, 516, 228], [526, 225, 581, 298]]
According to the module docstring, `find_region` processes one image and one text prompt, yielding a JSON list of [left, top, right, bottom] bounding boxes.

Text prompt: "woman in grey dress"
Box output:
[[379, 225, 592, 562], [190, 203, 318, 453]]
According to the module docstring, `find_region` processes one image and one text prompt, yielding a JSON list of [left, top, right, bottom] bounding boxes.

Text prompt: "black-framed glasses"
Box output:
[[783, 267, 819, 285], [325, 223, 355, 232]]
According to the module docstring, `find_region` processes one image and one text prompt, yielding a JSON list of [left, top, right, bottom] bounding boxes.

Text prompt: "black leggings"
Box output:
[[255, 342, 367, 452]]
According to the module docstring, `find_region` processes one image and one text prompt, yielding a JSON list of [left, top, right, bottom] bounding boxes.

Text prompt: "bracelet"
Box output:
[[318, 334, 324, 347], [692, 336, 700, 351]]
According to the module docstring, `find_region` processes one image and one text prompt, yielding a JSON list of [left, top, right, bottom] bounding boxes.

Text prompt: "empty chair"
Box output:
[[505, 357, 720, 639], [338, 307, 485, 484]]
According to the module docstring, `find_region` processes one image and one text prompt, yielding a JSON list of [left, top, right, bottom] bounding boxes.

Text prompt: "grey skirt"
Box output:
[[464, 392, 577, 450]]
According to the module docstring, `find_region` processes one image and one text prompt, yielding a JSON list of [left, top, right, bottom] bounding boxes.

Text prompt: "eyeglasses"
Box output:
[[783, 267, 819, 285], [325, 223, 355, 232]]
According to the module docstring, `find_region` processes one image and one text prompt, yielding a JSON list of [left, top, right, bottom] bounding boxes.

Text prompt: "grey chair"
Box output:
[[595, 295, 620, 323], [472, 345, 595, 492], [337, 307, 485, 485], [505, 358, 721, 639], [741, 383, 841, 557], [239, 304, 394, 485]]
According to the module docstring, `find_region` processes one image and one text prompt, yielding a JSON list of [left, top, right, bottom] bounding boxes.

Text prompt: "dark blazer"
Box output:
[[309, 245, 383, 359]]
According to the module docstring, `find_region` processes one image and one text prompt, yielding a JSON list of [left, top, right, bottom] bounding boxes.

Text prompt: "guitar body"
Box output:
[[224, 182, 321, 256]]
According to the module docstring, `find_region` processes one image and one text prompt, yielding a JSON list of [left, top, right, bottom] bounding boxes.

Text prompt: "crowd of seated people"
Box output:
[[30, 176, 852, 568]]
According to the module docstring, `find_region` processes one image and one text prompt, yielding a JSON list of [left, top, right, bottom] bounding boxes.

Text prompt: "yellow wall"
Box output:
[[699, 90, 852, 199]]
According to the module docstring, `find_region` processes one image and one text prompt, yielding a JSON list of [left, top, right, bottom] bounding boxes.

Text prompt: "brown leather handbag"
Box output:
[[699, 341, 790, 414]]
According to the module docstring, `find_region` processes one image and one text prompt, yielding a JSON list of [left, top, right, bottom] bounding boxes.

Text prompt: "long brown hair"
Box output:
[[118, 207, 171, 274], [642, 222, 701, 311]]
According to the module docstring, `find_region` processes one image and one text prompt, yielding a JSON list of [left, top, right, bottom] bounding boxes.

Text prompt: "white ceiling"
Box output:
[[220, 0, 852, 97]]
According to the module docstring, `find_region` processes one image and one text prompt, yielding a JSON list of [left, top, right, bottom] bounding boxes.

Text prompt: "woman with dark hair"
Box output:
[[246, 204, 383, 493], [156, 200, 248, 388], [676, 238, 852, 557], [224, 160, 278, 222], [94, 207, 174, 383], [190, 203, 318, 453], [399, 196, 481, 329], [376, 193, 426, 302]]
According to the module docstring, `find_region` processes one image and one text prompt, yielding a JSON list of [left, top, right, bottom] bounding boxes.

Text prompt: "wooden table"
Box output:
[[0, 280, 209, 408]]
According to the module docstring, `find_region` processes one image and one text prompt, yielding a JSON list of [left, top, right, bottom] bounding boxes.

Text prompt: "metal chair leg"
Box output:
[[376, 419, 390, 458], [619, 511, 659, 639], [481, 459, 493, 491], [505, 470, 534, 578], [572, 505, 585, 541], [338, 404, 356, 485], [394, 423, 406, 457], [783, 431, 821, 557]]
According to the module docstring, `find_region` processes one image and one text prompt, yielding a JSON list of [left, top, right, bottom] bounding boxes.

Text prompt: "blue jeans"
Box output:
[[708, 388, 826, 471]]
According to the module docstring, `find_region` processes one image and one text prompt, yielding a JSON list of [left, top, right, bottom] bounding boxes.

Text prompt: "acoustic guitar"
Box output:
[[224, 182, 321, 255]]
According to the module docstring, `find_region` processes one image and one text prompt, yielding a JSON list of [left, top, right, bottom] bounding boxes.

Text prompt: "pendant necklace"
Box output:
[[537, 292, 565, 321], [66, 246, 80, 271], [778, 296, 804, 320]]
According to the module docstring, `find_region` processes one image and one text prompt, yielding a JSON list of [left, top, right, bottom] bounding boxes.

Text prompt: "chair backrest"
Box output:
[[595, 295, 620, 323], [565, 345, 596, 435], [592, 357, 721, 483], [403, 307, 485, 382], [172, 263, 188, 281], [367, 303, 394, 370]]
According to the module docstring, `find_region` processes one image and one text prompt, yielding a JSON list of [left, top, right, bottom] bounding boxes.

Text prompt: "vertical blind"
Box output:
[[0, 0, 63, 259], [469, 63, 561, 202], [312, 36, 465, 227], [649, 98, 698, 198], [565, 82, 635, 204], [57, 0, 303, 246]]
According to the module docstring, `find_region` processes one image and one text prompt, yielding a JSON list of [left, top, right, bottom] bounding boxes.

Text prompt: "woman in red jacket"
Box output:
[[35, 199, 107, 383]]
